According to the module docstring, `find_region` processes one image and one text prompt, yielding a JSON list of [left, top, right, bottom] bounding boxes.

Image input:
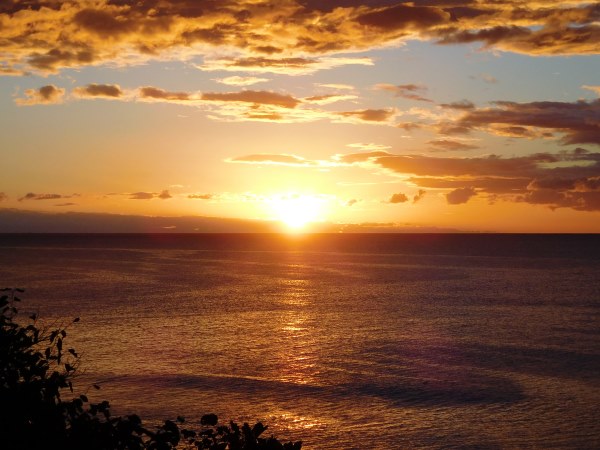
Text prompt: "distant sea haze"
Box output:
[[1, 234, 599, 449]]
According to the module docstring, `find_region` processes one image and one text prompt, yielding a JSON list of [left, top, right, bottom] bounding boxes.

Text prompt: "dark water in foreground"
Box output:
[[1, 234, 599, 449]]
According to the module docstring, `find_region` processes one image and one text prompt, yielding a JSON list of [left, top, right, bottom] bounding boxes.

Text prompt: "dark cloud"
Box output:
[[446, 186, 477, 205], [0, 193, 8, 202], [356, 4, 450, 30], [340, 149, 600, 211], [388, 193, 409, 204], [54, 202, 77, 207], [346, 198, 358, 207], [375, 83, 433, 102], [73, 83, 123, 98], [448, 99, 600, 145], [18, 192, 67, 201], [125, 190, 172, 200], [73, 8, 137, 38], [439, 100, 475, 110], [27, 48, 96, 72]]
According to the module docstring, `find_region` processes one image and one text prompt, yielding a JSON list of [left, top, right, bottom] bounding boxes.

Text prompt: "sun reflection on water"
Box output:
[[274, 269, 320, 386]]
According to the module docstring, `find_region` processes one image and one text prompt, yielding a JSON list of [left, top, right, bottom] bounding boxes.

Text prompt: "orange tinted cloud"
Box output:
[[202, 90, 300, 108], [128, 190, 172, 200], [337, 108, 397, 123], [73, 83, 123, 98], [446, 186, 477, 205], [15, 85, 65, 105], [2, 1, 596, 76], [339, 149, 600, 210], [427, 139, 479, 151], [388, 193, 409, 204], [228, 153, 327, 167], [138, 87, 195, 102]]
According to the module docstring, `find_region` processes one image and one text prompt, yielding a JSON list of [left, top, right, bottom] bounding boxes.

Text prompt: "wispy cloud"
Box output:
[[214, 76, 269, 86], [427, 139, 479, 152], [375, 83, 433, 103]]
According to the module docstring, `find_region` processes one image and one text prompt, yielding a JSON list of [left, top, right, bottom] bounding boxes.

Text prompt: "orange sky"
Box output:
[[1, 1, 599, 232]]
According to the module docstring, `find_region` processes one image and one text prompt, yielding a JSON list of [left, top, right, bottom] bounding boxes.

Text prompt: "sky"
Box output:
[[1, 0, 599, 233]]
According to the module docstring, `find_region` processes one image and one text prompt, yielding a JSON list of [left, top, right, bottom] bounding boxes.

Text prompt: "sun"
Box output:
[[268, 194, 325, 231]]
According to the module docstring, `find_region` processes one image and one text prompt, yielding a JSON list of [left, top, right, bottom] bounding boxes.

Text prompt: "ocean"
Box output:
[[1, 234, 599, 449]]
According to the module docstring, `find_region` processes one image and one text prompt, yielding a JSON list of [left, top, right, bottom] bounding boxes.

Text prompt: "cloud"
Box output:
[[470, 73, 498, 84], [128, 190, 172, 200], [318, 83, 355, 91], [446, 187, 477, 205], [202, 90, 300, 108], [214, 76, 269, 86], [54, 202, 77, 207], [18, 192, 69, 201], [346, 198, 359, 207], [15, 85, 65, 106], [0, 193, 8, 202], [228, 153, 326, 167], [439, 100, 475, 110], [347, 143, 391, 151], [138, 87, 196, 102], [128, 192, 155, 200], [188, 194, 214, 200], [157, 190, 172, 200], [337, 108, 396, 123], [73, 83, 123, 99], [388, 193, 409, 204], [356, 4, 449, 31], [428, 139, 479, 151], [1, 1, 598, 78], [338, 148, 600, 210], [452, 99, 600, 145], [303, 94, 357, 105], [582, 85, 600, 97], [413, 189, 426, 203], [375, 83, 433, 102], [197, 56, 373, 76]]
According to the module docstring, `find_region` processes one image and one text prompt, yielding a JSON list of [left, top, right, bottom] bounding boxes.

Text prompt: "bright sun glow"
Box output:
[[268, 194, 325, 231]]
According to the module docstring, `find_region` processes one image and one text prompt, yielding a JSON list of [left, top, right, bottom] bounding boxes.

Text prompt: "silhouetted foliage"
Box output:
[[0, 288, 302, 450]]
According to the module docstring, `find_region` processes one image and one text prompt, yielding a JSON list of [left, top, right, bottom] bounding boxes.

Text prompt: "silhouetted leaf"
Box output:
[[201, 413, 219, 426]]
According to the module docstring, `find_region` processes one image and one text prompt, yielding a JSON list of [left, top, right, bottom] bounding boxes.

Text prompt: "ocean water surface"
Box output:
[[1, 234, 599, 449]]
